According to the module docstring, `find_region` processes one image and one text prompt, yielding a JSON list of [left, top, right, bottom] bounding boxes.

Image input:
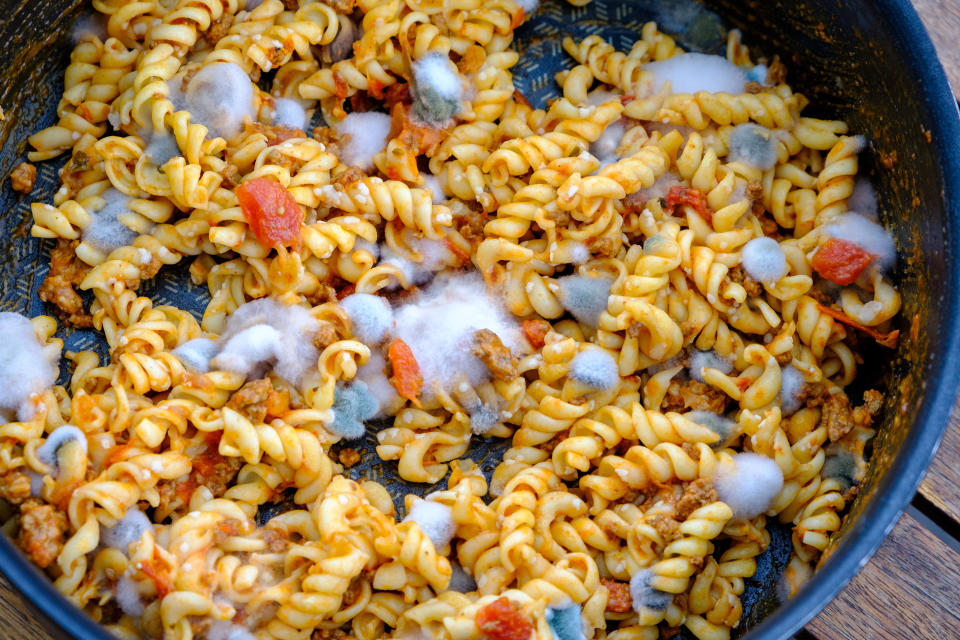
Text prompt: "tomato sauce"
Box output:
[[665, 185, 712, 224], [387, 338, 422, 405], [476, 597, 534, 640]]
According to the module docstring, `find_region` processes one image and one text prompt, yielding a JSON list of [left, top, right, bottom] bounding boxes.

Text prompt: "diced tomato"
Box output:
[[387, 338, 422, 406], [140, 556, 173, 598], [193, 432, 225, 479], [666, 186, 713, 224], [236, 178, 302, 249], [521, 318, 550, 349], [476, 597, 534, 640], [811, 238, 875, 285], [815, 302, 899, 348]]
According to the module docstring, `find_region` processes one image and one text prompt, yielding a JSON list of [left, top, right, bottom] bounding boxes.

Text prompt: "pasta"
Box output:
[[0, 1, 902, 640]]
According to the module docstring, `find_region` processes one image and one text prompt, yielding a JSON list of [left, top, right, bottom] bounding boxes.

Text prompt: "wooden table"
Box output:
[[2, 1, 960, 639]]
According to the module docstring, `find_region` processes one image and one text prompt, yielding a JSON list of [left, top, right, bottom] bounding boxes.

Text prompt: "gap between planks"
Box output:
[[805, 510, 960, 640]]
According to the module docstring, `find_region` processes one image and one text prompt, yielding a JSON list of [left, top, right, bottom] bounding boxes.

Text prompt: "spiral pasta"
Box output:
[[1, 3, 905, 640]]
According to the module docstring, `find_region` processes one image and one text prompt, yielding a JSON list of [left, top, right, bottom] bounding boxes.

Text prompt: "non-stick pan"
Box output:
[[0, 0, 958, 638]]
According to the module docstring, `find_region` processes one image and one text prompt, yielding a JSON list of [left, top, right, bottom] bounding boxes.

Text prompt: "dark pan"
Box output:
[[0, 0, 958, 638]]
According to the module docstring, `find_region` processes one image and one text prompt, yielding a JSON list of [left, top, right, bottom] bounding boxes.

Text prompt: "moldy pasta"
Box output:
[[0, 1, 900, 639]]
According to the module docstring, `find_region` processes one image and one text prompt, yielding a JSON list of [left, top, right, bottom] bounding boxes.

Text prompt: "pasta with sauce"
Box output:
[[0, 1, 900, 639]]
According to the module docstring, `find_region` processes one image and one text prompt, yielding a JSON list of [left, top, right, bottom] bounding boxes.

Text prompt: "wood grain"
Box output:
[[0, 575, 57, 640], [911, 0, 960, 92], [807, 512, 960, 639], [920, 398, 960, 523]]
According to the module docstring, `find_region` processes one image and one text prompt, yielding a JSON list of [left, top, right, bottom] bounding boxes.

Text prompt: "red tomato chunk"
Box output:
[[811, 237, 875, 285], [476, 597, 534, 640], [387, 338, 423, 406], [236, 177, 303, 249], [665, 185, 712, 224]]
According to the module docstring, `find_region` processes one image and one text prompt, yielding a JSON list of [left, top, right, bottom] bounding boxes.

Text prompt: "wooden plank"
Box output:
[[806, 512, 960, 639], [0, 575, 56, 640], [912, 0, 960, 93], [920, 397, 960, 523]]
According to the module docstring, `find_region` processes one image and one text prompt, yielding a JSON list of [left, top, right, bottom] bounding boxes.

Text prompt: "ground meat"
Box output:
[[660, 624, 682, 640], [773, 349, 793, 365], [675, 478, 718, 520], [602, 578, 632, 613], [332, 166, 368, 188], [636, 484, 673, 512], [0, 469, 32, 505], [261, 529, 288, 553], [646, 514, 680, 543], [281, 0, 298, 8], [822, 391, 855, 442], [661, 380, 729, 414], [744, 81, 764, 94], [327, 0, 355, 13], [38, 239, 93, 327], [17, 499, 68, 569], [227, 378, 274, 423], [746, 181, 764, 202], [10, 161, 36, 193], [728, 265, 763, 297], [156, 435, 244, 515], [246, 121, 305, 147], [204, 13, 233, 44], [338, 448, 360, 467], [796, 382, 827, 408], [806, 286, 834, 305], [312, 125, 341, 156], [311, 629, 348, 640], [587, 234, 619, 258], [312, 323, 338, 351], [473, 329, 518, 380], [221, 164, 241, 189], [213, 518, 246, 544], [853, 389, 883, 427], [621, 190, 651, 217], [451, 201, 486, 245], [758, 210, 780, 237]]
